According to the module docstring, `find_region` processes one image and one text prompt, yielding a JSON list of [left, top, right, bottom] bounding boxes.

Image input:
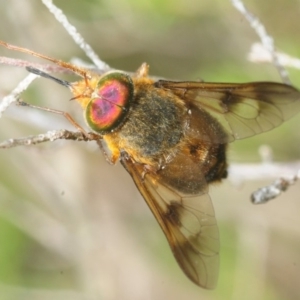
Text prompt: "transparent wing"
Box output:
[[156, 81, 300, 141], [121, 156, 219, 289]]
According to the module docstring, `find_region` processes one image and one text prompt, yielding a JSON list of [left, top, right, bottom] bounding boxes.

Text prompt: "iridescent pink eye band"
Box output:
[[85, 72, 134, 134]]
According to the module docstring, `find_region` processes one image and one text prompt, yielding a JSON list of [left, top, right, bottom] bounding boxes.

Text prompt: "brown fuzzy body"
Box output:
[[103, 77, 228, 194]]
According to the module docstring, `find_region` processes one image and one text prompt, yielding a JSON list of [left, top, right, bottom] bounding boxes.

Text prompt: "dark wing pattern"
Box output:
[[156, 81, 300, 142], [121, 155, 219, 289]]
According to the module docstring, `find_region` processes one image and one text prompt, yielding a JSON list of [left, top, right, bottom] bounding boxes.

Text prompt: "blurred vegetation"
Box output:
[[0, 0, 299, 300]]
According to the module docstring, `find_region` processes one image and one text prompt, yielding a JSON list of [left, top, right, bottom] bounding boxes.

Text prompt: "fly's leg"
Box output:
[[17, 99, 96, 139], [95, 139, 118, 165]]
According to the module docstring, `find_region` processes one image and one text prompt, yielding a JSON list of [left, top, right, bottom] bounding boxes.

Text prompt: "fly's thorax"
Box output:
[[110, 78, 190, 165]]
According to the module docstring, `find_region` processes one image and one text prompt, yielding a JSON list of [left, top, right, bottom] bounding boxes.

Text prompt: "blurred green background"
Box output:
[[0, 0, 299, 299]]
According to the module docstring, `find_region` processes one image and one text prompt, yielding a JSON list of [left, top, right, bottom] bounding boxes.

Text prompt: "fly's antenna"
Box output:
[[0, 40, 90, 78], [26, 66, 71, 88]]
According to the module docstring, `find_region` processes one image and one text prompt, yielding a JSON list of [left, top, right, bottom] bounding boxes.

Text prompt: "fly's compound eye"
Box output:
[[85, 72, 134, 134]]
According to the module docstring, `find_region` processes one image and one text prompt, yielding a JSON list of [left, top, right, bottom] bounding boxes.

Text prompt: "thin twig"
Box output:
[[249, 43, 300, 70], [0, 73, 38, 116], [251, 175, 299, 204], [0, 56, 75, 74], [231, 0, 291, 84], [228, 161, 300, 203], [228, 161, 300, 182], [0, 130, 96, 149], [41, 0, 111, 73]]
